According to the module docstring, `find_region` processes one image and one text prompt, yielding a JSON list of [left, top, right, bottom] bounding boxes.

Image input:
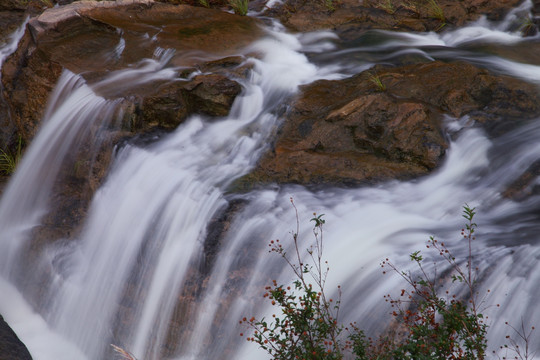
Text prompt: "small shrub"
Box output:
[[242, 203, 529, 359], [240, 198, 367, 359], [381, 205, 488, 359], [500, 321, 536, 360], [229, 0, 249, 15]]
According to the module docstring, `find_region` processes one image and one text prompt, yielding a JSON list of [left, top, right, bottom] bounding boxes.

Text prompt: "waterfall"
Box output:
[[1, 3, 540, 360], [0, 17, 27, 71]]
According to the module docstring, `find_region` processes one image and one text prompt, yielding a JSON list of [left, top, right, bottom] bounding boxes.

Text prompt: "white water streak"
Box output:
[[0, 72, 117, 275], [0, 17, 27, 72]]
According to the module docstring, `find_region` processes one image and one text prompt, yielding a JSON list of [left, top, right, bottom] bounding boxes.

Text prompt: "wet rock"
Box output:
[[129, 73, 242, 131], [503, 159, 540, 201], [0, 12, 25, 42], [0, 0, 28, 11], [182, 74, 243, 117], [242, 61, 540, 187], [1, 32, 64, 143], [2, 0, 262, 147], [0, 0, 49, 13], [0, 0, 53, 17], [0, 315, 32, 360], [265, 0, 525, 36], [0, 11, 26, 151], [243, 85, 447, 186], [203, 199, 246, 275], [108, 197, 249, 359], [377, 62, 540, 126]]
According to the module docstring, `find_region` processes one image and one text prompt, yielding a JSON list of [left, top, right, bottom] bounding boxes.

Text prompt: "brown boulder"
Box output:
[[134, 73, 242, 131], [380, 61, 539, 118], [242, 61, 540, 187], [379, 61, 540, 137], [182, 74, 243, 117], [265, 0, 525, 37]]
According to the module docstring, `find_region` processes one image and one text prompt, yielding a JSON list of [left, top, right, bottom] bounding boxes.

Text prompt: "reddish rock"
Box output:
[[265, 0, 525, 36], [241, 61, 540, 187]]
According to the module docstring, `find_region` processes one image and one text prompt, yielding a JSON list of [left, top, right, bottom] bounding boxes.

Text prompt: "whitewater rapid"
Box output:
[[0, 2, 540, 359]]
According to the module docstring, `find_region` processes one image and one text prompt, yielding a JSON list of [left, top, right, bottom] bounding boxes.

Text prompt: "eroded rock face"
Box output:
[[265, 0, 525, 37], [241, 61, 540, 187]]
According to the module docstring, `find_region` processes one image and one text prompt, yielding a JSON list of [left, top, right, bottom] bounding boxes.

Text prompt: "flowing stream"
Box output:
[[1, 2, 540, 359]]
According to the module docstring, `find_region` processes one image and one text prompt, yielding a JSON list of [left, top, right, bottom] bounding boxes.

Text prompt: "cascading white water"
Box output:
[[1, 3, 540, 360], [0, 17, 27, 71], [0, 25, 337, 359]]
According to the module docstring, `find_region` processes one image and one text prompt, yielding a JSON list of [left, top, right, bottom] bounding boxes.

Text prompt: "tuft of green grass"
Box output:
[[229, 0, 249, 15], [368, 72, 386, 92], [324, 0, 335, 12], [520, 16, 537, 37], [378, 0, 395, 14], [426, 0, 445, 23], [198, 0, 210, 7], [0, 137, 22, 176]]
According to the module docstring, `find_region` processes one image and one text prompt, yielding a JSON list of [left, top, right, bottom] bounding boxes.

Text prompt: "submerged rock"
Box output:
[[503, 159, 540, 201], [241, 61, 540, 187]]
